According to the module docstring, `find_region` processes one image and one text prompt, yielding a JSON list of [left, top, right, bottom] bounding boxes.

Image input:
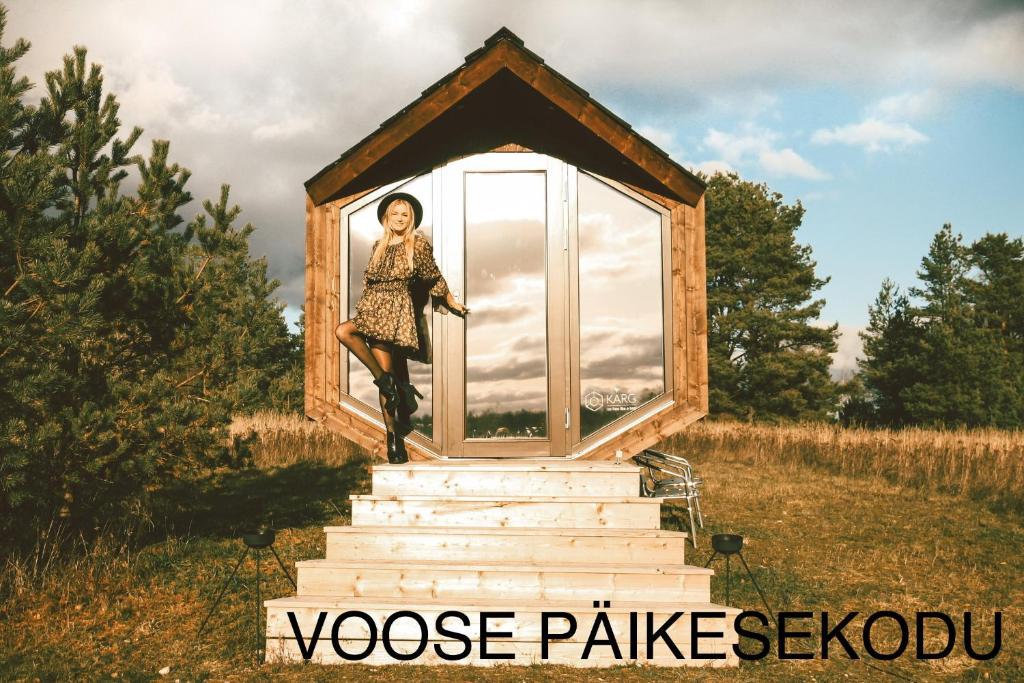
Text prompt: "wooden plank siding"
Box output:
[[303, 195, 326, 418], [693, 196, 710, 413], [326, 201, 341, 406]]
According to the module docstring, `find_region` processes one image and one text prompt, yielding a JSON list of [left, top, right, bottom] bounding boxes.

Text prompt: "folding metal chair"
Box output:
[[633, 448, 704, 547]]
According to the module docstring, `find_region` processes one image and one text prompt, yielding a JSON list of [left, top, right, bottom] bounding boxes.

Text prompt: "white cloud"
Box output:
[[704, 90, 782, 121], [636, 125, 747, 179], [811, 117, 929, 153], [867, 89, 941, 121], [102, 61, 194, 129], [683, 159, 735, 176], [704, 126, 778, 165], [829, 324, 864, 381], [636, 124, 683, 160], [701, 125, 829, 180], [531, 1, 1024, 98], [812, 88, 936, 154], [760, 147, 830, 180]]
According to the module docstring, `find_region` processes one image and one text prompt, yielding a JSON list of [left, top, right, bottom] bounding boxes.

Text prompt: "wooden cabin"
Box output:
[[303, 27, 709, 461], [270, 28, 738, 669]]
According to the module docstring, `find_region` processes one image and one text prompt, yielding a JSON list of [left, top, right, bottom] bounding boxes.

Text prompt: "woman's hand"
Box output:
[[446, 293, 470, 317]]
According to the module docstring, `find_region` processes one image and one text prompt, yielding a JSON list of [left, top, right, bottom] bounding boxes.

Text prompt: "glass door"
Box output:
[[338, 155, 673, 459], [439, 153, 570, 457]]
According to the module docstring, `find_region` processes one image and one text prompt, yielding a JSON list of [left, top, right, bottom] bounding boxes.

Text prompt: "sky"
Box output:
[[6, 0, 1024, 377]]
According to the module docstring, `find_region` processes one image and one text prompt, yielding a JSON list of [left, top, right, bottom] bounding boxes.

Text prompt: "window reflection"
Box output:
[[464, 171, 548, 439], [578, 173, 665, 437], [346, 174, 434, 439]]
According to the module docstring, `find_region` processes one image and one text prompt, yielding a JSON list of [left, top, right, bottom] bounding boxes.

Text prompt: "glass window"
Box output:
[[577, 172, 666, 438]]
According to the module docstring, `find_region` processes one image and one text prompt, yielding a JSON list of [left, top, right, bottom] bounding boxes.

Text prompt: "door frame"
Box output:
[[439, 152, 570, 457]]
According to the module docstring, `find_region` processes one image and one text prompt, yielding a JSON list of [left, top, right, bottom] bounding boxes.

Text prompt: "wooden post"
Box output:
[[693, 196, 709, 413], [304, 194, 326, 418]]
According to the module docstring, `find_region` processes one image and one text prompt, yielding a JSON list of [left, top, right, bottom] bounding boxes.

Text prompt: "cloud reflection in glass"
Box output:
[[464, 171, 548, 439], [578, 173, 666, 437]]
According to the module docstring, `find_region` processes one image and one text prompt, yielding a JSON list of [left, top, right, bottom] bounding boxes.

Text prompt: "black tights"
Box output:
[[334, 320, 409, 432]]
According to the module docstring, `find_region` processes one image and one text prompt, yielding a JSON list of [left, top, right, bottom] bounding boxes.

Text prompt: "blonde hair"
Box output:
[[368, 198, 417, 271]]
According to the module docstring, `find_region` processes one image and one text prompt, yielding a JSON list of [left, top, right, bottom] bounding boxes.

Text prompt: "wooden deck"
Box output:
[[264, 460, 739, 667]]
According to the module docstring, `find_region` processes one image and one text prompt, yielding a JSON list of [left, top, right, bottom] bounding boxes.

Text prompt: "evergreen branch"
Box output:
[[174, 367, 206, 389], [174, 254, 212, 304]]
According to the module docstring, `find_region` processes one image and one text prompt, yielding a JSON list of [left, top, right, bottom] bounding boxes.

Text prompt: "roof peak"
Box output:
[[305, 25, 705, 206], [483, 27, 525, 48]]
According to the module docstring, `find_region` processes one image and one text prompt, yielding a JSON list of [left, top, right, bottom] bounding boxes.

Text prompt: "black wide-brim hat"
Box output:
[[377, 192, 424, 228]]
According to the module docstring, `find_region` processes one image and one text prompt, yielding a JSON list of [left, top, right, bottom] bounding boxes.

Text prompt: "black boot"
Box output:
[[386, 430, 408, 464], [397, 380, 423, 415], [373, 372, 400, 420], [395, 381, 423, 436]]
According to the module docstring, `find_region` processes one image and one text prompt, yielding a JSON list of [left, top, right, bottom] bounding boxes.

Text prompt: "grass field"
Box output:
[[1, 415, 1021, 681]]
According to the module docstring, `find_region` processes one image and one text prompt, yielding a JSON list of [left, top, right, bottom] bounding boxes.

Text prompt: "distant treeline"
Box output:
[[702, 173, 1023, 429], [845, 226, 1024, 428]]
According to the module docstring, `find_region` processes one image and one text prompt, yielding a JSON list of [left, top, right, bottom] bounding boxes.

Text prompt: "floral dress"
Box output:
[[352, 232, 451, 364]]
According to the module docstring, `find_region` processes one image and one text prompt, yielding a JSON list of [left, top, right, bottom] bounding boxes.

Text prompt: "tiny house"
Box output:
[[303, 28, 709, 460], [274, 29, 737, 666]]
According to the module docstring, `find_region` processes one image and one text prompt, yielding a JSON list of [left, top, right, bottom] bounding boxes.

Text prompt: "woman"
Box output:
[[334, 192, 469, 463]]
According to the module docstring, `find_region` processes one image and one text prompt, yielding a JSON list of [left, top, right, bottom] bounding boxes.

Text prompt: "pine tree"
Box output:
[[901, 224, 986, 423], [0, 5, 62, 532], [703, 172, 838, 421], [855, 279, 923, 425], [969, 233, 1024, 347], [173, 183, 300, 416], [855, 225, 1024, 427], [0, 15, 301, 551], [967, 233, 1024, 425]]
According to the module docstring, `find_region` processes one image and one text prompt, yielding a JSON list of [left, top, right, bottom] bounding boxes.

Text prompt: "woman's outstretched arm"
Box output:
[[413, 234, 468, 316]]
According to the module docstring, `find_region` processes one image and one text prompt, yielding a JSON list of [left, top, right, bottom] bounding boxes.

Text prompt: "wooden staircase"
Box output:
[[264, 460, 740, 667]]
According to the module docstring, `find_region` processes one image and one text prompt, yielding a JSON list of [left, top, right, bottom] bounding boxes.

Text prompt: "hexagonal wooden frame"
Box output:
[[303, 29, 708, 461]]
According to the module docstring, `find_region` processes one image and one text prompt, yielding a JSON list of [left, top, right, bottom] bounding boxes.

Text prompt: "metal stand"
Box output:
[[704, 533, 778, 629], [197, 528, 297, 665], [634, 449, 704, 548]]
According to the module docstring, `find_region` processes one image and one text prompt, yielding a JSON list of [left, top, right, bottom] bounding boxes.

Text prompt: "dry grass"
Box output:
[[231, 410, 370, 468], [235, 413, 1022, 674], [232, 412, 1024, 515], [1, 414, 1021, 681], [665, 420, 1024, 516]]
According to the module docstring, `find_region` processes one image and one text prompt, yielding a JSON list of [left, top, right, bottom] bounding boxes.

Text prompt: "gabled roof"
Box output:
[[306, 27, 705, 207]]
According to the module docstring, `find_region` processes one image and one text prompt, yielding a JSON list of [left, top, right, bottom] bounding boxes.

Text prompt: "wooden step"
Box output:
[[325, 526, 688, 565], [294, 559, 712, 603], [263, 460, 735, 668], [371, 461, 641, 497], [266, 638, 738, 667], [350, 495, 661, 529], [266, 595, 740, 641], [265, 595, 740, 667]]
